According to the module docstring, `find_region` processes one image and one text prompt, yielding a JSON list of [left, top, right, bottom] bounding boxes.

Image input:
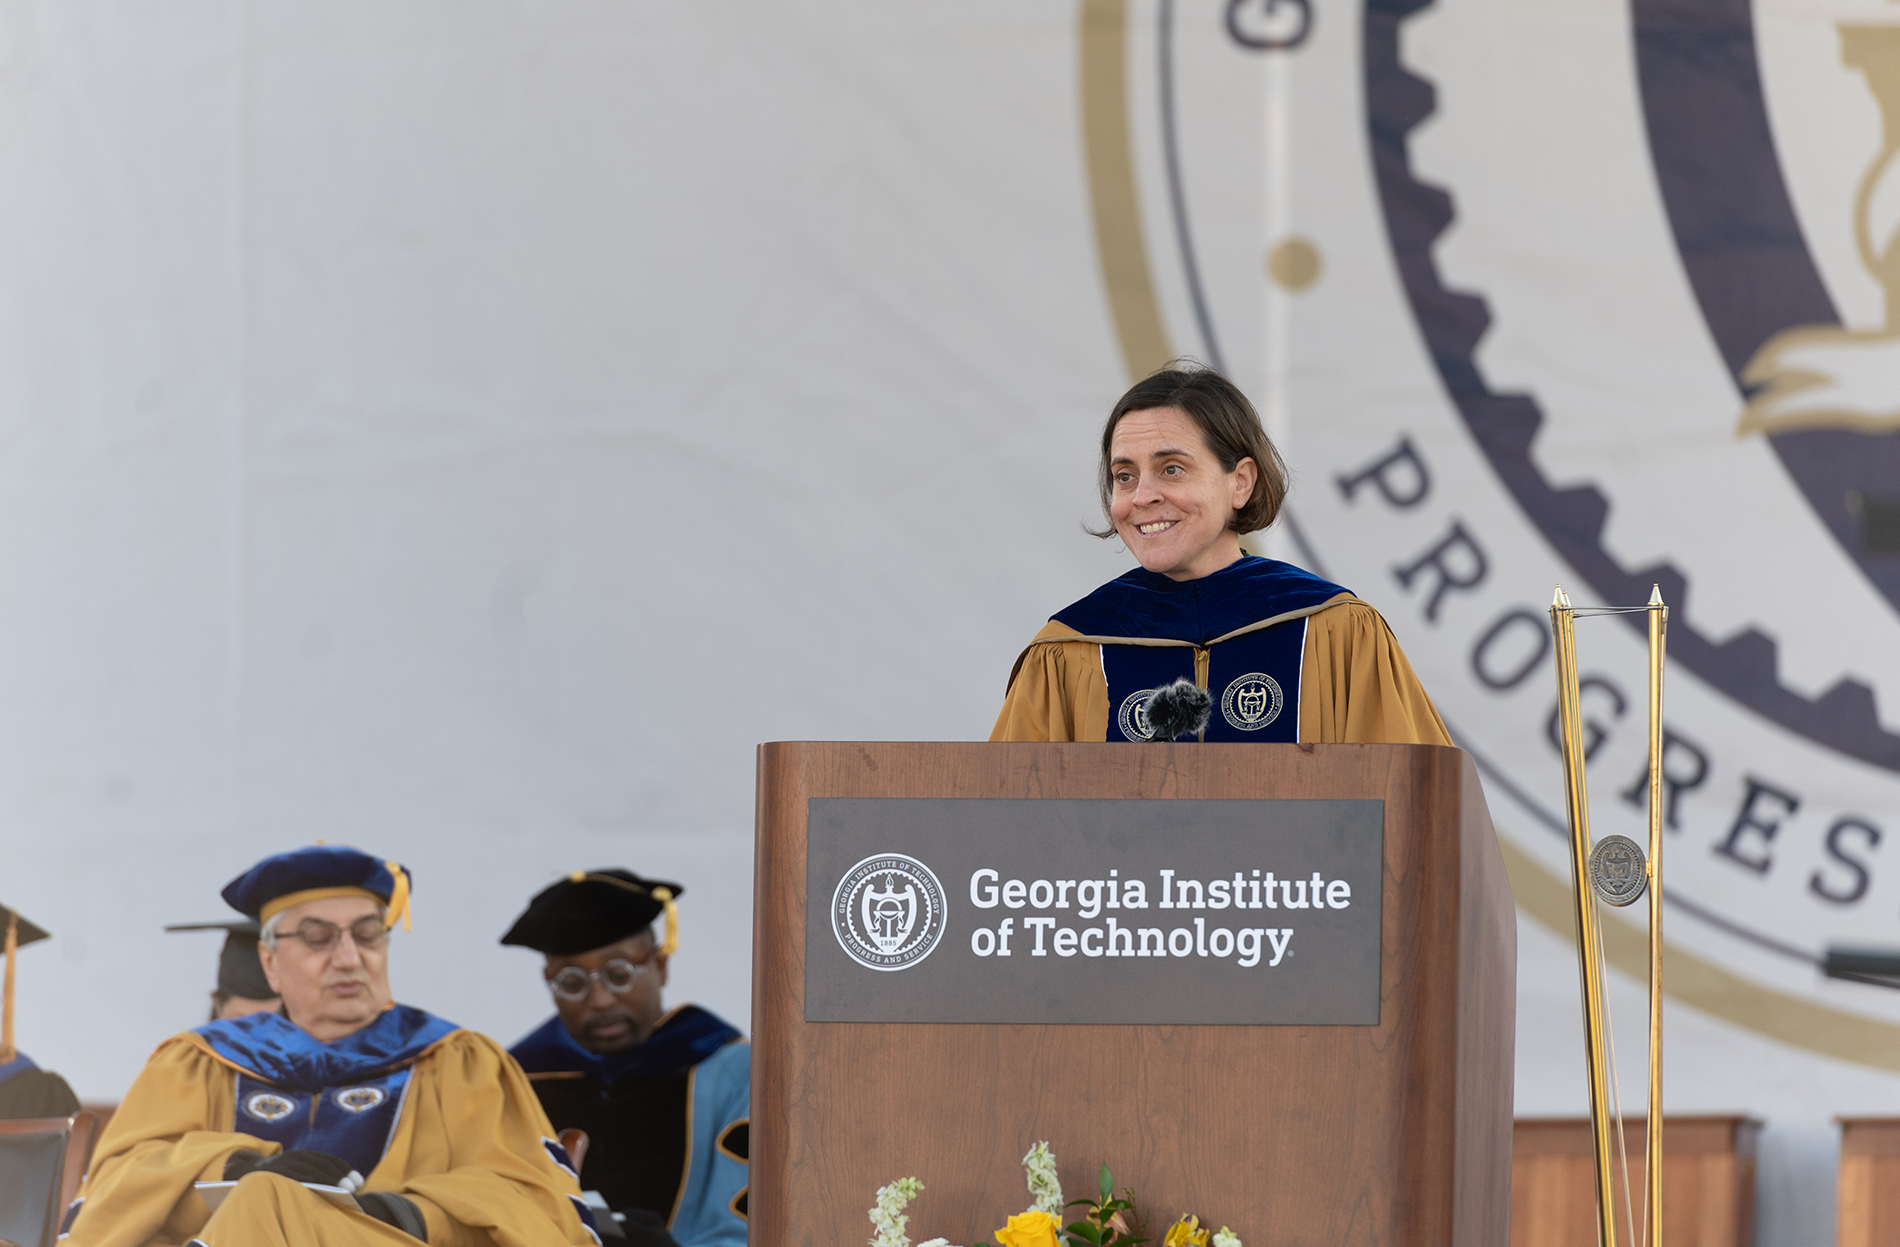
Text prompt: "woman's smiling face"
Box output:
[[1108, 407, 1257, 581]]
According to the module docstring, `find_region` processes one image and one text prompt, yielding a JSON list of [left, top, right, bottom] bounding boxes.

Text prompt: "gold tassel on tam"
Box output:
[[2, 911, 18, 1064], [652, 887, 678, 956], [384, 861, 413, 931]]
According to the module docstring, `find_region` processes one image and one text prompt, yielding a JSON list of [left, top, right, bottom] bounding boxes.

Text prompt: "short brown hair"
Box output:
[[1094, 364, 1287, 536]]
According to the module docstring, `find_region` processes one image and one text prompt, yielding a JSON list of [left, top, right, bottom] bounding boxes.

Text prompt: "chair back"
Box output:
[[59, 1112, 98, 1212], [558, 1127, 590, 1174], [0, 1117, 73, 1247]]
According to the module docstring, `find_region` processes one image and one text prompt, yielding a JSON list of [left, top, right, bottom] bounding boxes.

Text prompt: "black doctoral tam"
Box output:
[[501, 869, 685, 956]]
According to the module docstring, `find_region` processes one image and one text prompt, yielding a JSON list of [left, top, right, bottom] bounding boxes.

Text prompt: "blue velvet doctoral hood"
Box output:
[[511, 1004, 741, 1086], [1052, 556, 1349, 644], [191, 1004, 459, 1093]]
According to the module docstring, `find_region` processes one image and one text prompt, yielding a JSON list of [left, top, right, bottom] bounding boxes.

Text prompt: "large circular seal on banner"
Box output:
[[1074, 0, 1900, 1069], [1359, 0, 1900, 774]]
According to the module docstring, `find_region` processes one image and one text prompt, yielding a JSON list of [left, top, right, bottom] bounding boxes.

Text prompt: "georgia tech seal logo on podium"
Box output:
[[830, 852, 947, 971], [1220, 673, 1284, 731]]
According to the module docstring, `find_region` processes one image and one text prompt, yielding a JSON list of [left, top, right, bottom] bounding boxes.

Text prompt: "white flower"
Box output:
[[917, 1239, 951, 1247], [869, 1177, 926, 1247], [1212, 1227, 1241, 1247], [1022, 1141, 1063, 1216]]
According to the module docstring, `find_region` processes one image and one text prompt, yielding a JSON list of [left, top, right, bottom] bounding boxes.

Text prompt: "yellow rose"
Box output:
[[1163, 1216, 1209, 1247], [996, 1209, 1062, 1247]]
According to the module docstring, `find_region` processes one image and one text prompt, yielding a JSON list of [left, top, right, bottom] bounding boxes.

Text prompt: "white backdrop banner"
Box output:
[[1087, 0, 1900, 1237], [4, 2, 1898, 1241]]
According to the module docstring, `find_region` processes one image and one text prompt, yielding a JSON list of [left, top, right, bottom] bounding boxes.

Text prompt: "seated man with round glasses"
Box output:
[[503, 870, 748, 1247], [62, 845, 601, 1247]]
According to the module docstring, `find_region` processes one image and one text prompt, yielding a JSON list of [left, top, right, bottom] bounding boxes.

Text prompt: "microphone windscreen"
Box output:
[[1145, 679, 1212, 741]]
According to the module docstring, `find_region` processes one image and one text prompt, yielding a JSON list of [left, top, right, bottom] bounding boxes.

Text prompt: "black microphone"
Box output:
[[1144, 679, 1212, 741], [1823, 946, 1900, 989]]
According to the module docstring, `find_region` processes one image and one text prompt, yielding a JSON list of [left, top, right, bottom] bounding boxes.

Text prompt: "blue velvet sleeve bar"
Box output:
[[668, 1040, 750, 1247]]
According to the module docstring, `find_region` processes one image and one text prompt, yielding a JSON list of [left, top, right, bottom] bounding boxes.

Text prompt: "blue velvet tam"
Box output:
[[221, 845, 414, 929]]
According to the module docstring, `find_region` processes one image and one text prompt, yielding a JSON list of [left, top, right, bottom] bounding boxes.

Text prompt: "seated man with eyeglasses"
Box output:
[[62, 845, 600, 1247], [502, 871, 747, 1247]]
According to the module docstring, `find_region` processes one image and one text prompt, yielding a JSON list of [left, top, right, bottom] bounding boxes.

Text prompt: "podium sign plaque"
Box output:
[[754, 743, 1515, 1247], [804, 797, 1384, 1025]]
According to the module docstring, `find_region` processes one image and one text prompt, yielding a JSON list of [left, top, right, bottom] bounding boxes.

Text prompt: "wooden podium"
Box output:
[[752, 743, 1516, 1247]]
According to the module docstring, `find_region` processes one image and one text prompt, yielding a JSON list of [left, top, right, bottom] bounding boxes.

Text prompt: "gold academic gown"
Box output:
[[991, 592, 1452, 745], [64, 1029, 598, 1247]]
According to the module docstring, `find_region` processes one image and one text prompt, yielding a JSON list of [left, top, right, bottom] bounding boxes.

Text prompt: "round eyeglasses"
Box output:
[[547, 957, 655, 1002]]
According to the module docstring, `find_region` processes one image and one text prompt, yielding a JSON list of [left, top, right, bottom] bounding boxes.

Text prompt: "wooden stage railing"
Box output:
[[1509, 1116, 1759, 1247], [1837, 1117, 1900, 1247]]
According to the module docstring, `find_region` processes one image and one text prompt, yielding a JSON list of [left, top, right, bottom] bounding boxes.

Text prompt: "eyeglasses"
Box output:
[[280, 916, 390, 954], [547, 956, 656, 1002]]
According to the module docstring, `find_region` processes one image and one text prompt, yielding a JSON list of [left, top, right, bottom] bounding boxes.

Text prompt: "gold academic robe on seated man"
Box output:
[[991, 557, 1452, 745], [62, 1006, 601, 1247]]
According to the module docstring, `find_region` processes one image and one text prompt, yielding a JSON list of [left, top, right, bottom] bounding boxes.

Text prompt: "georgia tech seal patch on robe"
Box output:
[[991, 556, 1451, 746], [60, 1006, 600, 1247]]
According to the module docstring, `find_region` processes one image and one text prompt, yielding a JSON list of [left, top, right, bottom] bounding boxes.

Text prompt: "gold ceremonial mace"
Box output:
[[1550, 584, 1668, 1247]]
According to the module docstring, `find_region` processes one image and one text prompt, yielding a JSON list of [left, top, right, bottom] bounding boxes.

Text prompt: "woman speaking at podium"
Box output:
[[991, 365, 1451, 745]]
